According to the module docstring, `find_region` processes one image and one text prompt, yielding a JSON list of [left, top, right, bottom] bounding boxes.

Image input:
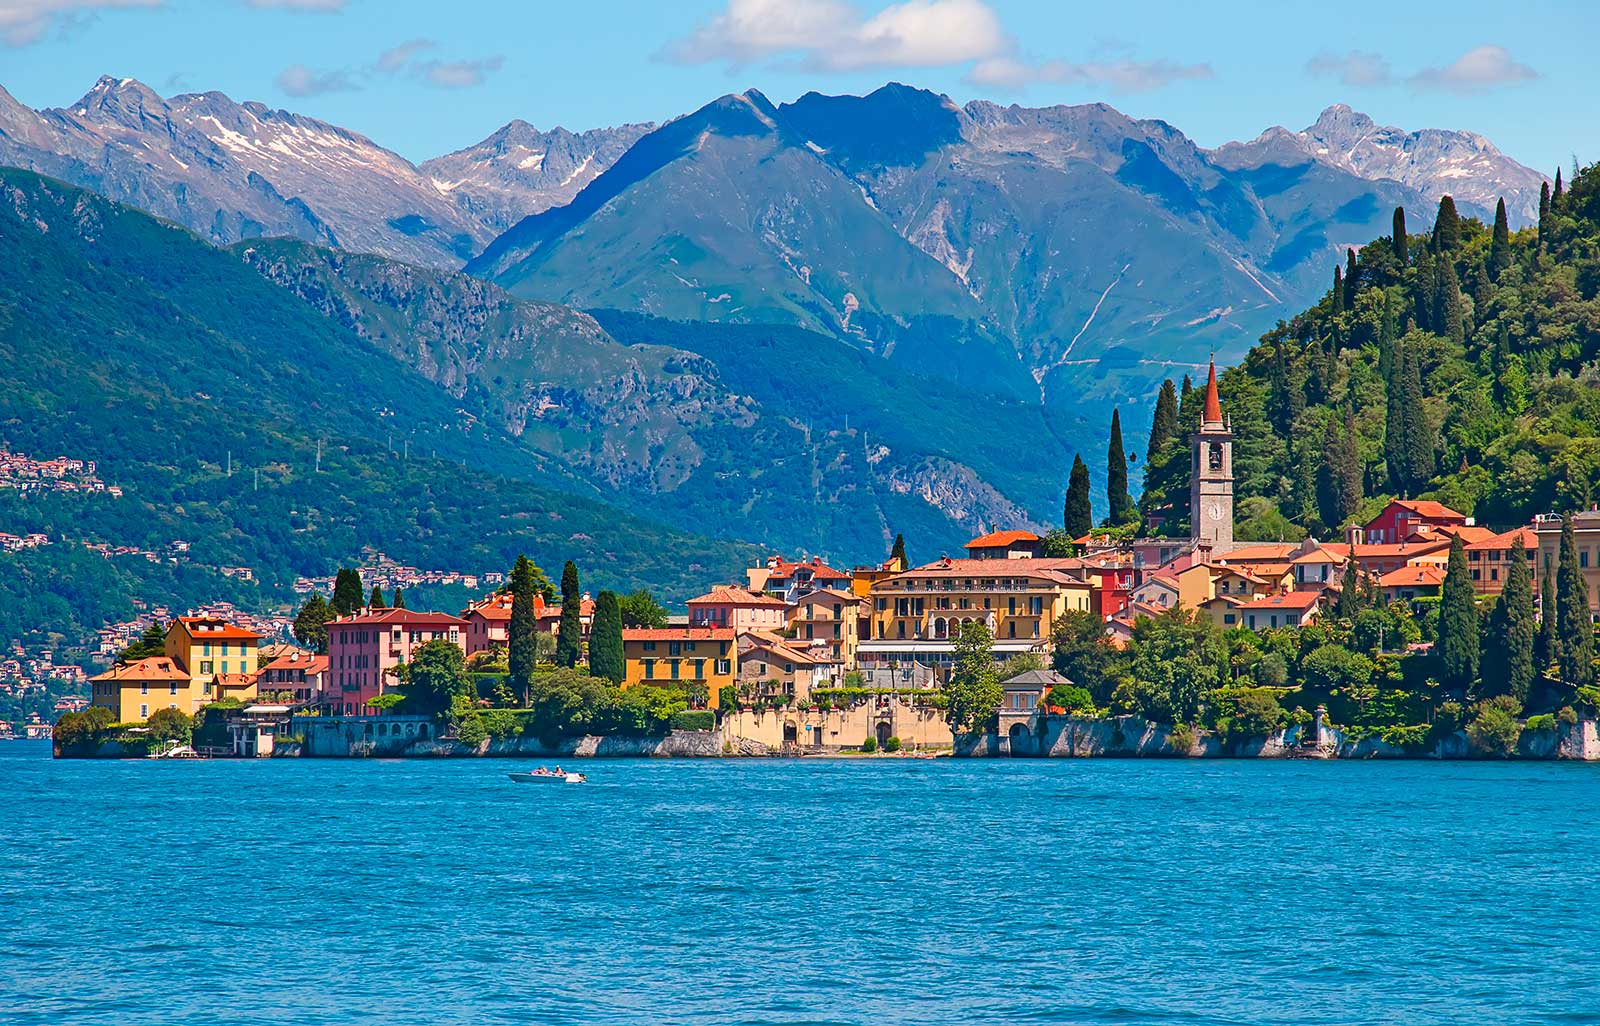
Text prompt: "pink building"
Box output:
[[687, 586, 789, 631], [325, 609, 468, 715], [461, 593, 513, 655]]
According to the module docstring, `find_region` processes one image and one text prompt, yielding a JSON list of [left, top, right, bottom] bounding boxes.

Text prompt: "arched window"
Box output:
[[1208, 442, 1223, 471]]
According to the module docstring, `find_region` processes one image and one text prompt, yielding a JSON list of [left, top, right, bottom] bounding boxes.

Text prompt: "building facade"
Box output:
[[1190, 360, 1234, 555], [325, 609, 468, 715]]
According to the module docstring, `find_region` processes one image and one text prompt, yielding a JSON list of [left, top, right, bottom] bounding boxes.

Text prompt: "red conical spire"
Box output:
[[1203, 357, 1223, 426]]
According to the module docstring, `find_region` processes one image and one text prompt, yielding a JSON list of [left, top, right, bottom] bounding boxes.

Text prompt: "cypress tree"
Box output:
[[1064, 455, 1092, 537], [1557, 515, 1594, 686], [1500, 535, 1537, 703], [1332, 266, 1345, 314], [1489, 198, 1512, 278], [1106, 409, 1134, 525], [1146, 379, 1178, 463], [1438, 535, 1479, 695], [392, 588, 405, 609], [1431, 195, 1461, 253], [1346, 247, 1359, 300], [368, 585, 386, 610], [1338, 557, 1361, 620], [1401, 342, 1433, 490], [1392, 206, 1408, 263], [1384, 342, 1409, 494], [890, 533, 907, 568], [1538, 566, 1561, 672], [1177, 375, 1195, 430], [1436, 259, 1464, 345], [556, 561, 582, 669], [1553, 167, 1564, 207], [1538, 180, 1551, 249], [331, 568, 363, 616], [1413, 249, 1435, 332], [1317, 411, 1362, 529], [508, 554, 537, 705], [588, 590, 625, 685]]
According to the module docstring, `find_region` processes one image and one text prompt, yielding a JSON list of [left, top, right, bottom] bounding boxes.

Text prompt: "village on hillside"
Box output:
[[56, 366, 1600, 759]]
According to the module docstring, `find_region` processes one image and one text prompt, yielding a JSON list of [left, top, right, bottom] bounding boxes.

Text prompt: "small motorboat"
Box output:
[[508, 767, 585, 784]]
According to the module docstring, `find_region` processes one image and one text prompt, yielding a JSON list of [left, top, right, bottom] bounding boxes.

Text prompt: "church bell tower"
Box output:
[[1190, 359, 1234, 555]]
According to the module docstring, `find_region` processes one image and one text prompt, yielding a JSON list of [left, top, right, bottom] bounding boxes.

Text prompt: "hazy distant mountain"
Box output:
[[1213, 104, 1549, 226], [419, 119, 653, 234]]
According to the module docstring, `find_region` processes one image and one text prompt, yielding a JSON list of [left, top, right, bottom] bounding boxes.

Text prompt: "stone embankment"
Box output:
[[293, 716, 770, 758]]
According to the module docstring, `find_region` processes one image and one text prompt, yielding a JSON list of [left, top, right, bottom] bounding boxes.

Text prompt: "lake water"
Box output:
[[2, 742, 1597, 1025]]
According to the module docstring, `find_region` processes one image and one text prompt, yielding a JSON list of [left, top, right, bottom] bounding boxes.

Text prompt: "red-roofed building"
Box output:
[[963, 530, 1043, 560], [688, 586, 789, 631], [164, 615, 263, 691], [258, 651, 329, 704], [748, 556, 851, 604], [90, 656, 193, 722], [1226, 590, 1323, 632], [1362, 499, 1469, 544], [1465, 527, 1539, 598], [325, 609, 468, 715], [1379, 566, 1447, 606], [622, 628, 737, 705]]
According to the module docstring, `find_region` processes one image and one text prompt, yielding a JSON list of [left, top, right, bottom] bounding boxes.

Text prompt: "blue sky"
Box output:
[[1, 0, 1591, 173]]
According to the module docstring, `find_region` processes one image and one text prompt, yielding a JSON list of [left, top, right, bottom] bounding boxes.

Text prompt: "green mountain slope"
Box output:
[[1141, 167, 1600, 539], [0, 168, 757, 650]]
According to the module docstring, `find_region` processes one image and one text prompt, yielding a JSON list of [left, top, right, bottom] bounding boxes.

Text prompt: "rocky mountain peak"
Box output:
[[67, 76, 168, 127]]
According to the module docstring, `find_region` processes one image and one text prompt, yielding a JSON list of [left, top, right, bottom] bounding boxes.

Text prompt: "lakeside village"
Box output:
[[51, 367, 1600, 761]]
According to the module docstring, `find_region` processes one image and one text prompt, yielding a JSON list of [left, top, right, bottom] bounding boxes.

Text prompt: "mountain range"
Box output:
[[0, 75, 1553, 566]]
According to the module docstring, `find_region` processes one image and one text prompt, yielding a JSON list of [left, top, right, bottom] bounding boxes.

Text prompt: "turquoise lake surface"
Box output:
[[2, 741, 1597, 1025]]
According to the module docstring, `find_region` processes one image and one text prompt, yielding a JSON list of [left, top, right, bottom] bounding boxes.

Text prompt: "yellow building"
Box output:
[[787, 588, 863, 667], [164, 616, 264, 693], [89, 656, 198, 722], [621, 628, 737, 707]]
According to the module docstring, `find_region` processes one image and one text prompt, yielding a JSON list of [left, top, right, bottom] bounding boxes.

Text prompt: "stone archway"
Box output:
[[783, 722, 798, 744], [876, 721, 892, 746], [1008, 721, 1031, 756]]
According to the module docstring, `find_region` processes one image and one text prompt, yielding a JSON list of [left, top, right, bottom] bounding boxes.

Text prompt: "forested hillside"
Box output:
[[1139, 162, 1600, 539]]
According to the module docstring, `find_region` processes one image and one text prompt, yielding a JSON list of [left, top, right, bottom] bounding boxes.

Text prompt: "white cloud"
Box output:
[[246, 0, 344, 9], [1304, 49, 1393, 88], [1409, 45, 1537, 94], [970, 55, 1213, 93], [275, 62, 359, 97], [667, 0, 1009, 71], [377, 38, 435, 73], [419, 56, 503, 89], [0, 0, 160, 47]]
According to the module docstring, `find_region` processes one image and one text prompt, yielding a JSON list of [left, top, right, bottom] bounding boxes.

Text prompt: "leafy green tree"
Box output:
[[145, 707, 192, 745], [400, 639, 473, 716], [1400, 340, 1433, 489], [945, 621, 1001, 734], [1039, 529, 1076, 558], [1466, 695, 1522, 757], [53, 706, 116, 756], [331, 568, 364, 616], [508, 554, 538, 706], [1438, 536, 1479, 695], [292, 594, 332, 654], [618, 589, 669, 629], [1557, 514, 1595, 686], [1489, 198, 1512, 278], [369, 585, 386, 610], [1045, 682, 1094, 714], [588, 590, 625, 684], [889, 533, 907, 568], [1146, 379, 1178, 463], [1392, 206, 1408, 263], [1105, 408, 1135, 526], [1300, 643, 1374, 699], [1064, 454, 1092, 537], [1317, 412, 1361, 530], [556, 560, 583, 669]]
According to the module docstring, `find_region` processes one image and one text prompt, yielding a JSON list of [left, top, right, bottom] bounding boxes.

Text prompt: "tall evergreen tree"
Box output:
[[1438, 535, 1479, 695], [1538, 566, 1561, 673], [1177, 375, 1195, 430], [889, 533, 907, 568], [588, 590, 625, 685], [392, 588, 405, 609], [1494, 536, 1537, 703], [1431, 195, 1461, 253], [1064, 455, 1093, 537], [1105, 409, 1134, 526], [1346, 247, 1359, 299], [1538, 180, 1551, 249], [556, 561, 582, 669], [1401, 342, 1433, 490], [1146, 379, 1178, 463], [368, 585, 386, 610], [508, 554, 537, 705], [1316, 411, 1361, 529], [1384, 342, 1410, 494], [1332, 265, 1344, 314], [1337, 558, 1361, 620], [1392, 206, 1408, 263], [1557, 515, 1594, 686], [292, 593, 333, 654], [1489, 198, 1512, 278], [1553, 167, 1564, 206], [1412, 249, 1436, 332], [1436, 259, 1464, 345], [331, 568, 363, 616]]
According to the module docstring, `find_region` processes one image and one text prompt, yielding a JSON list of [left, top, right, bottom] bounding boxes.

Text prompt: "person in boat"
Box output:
[[554, 765, 563, 776]]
